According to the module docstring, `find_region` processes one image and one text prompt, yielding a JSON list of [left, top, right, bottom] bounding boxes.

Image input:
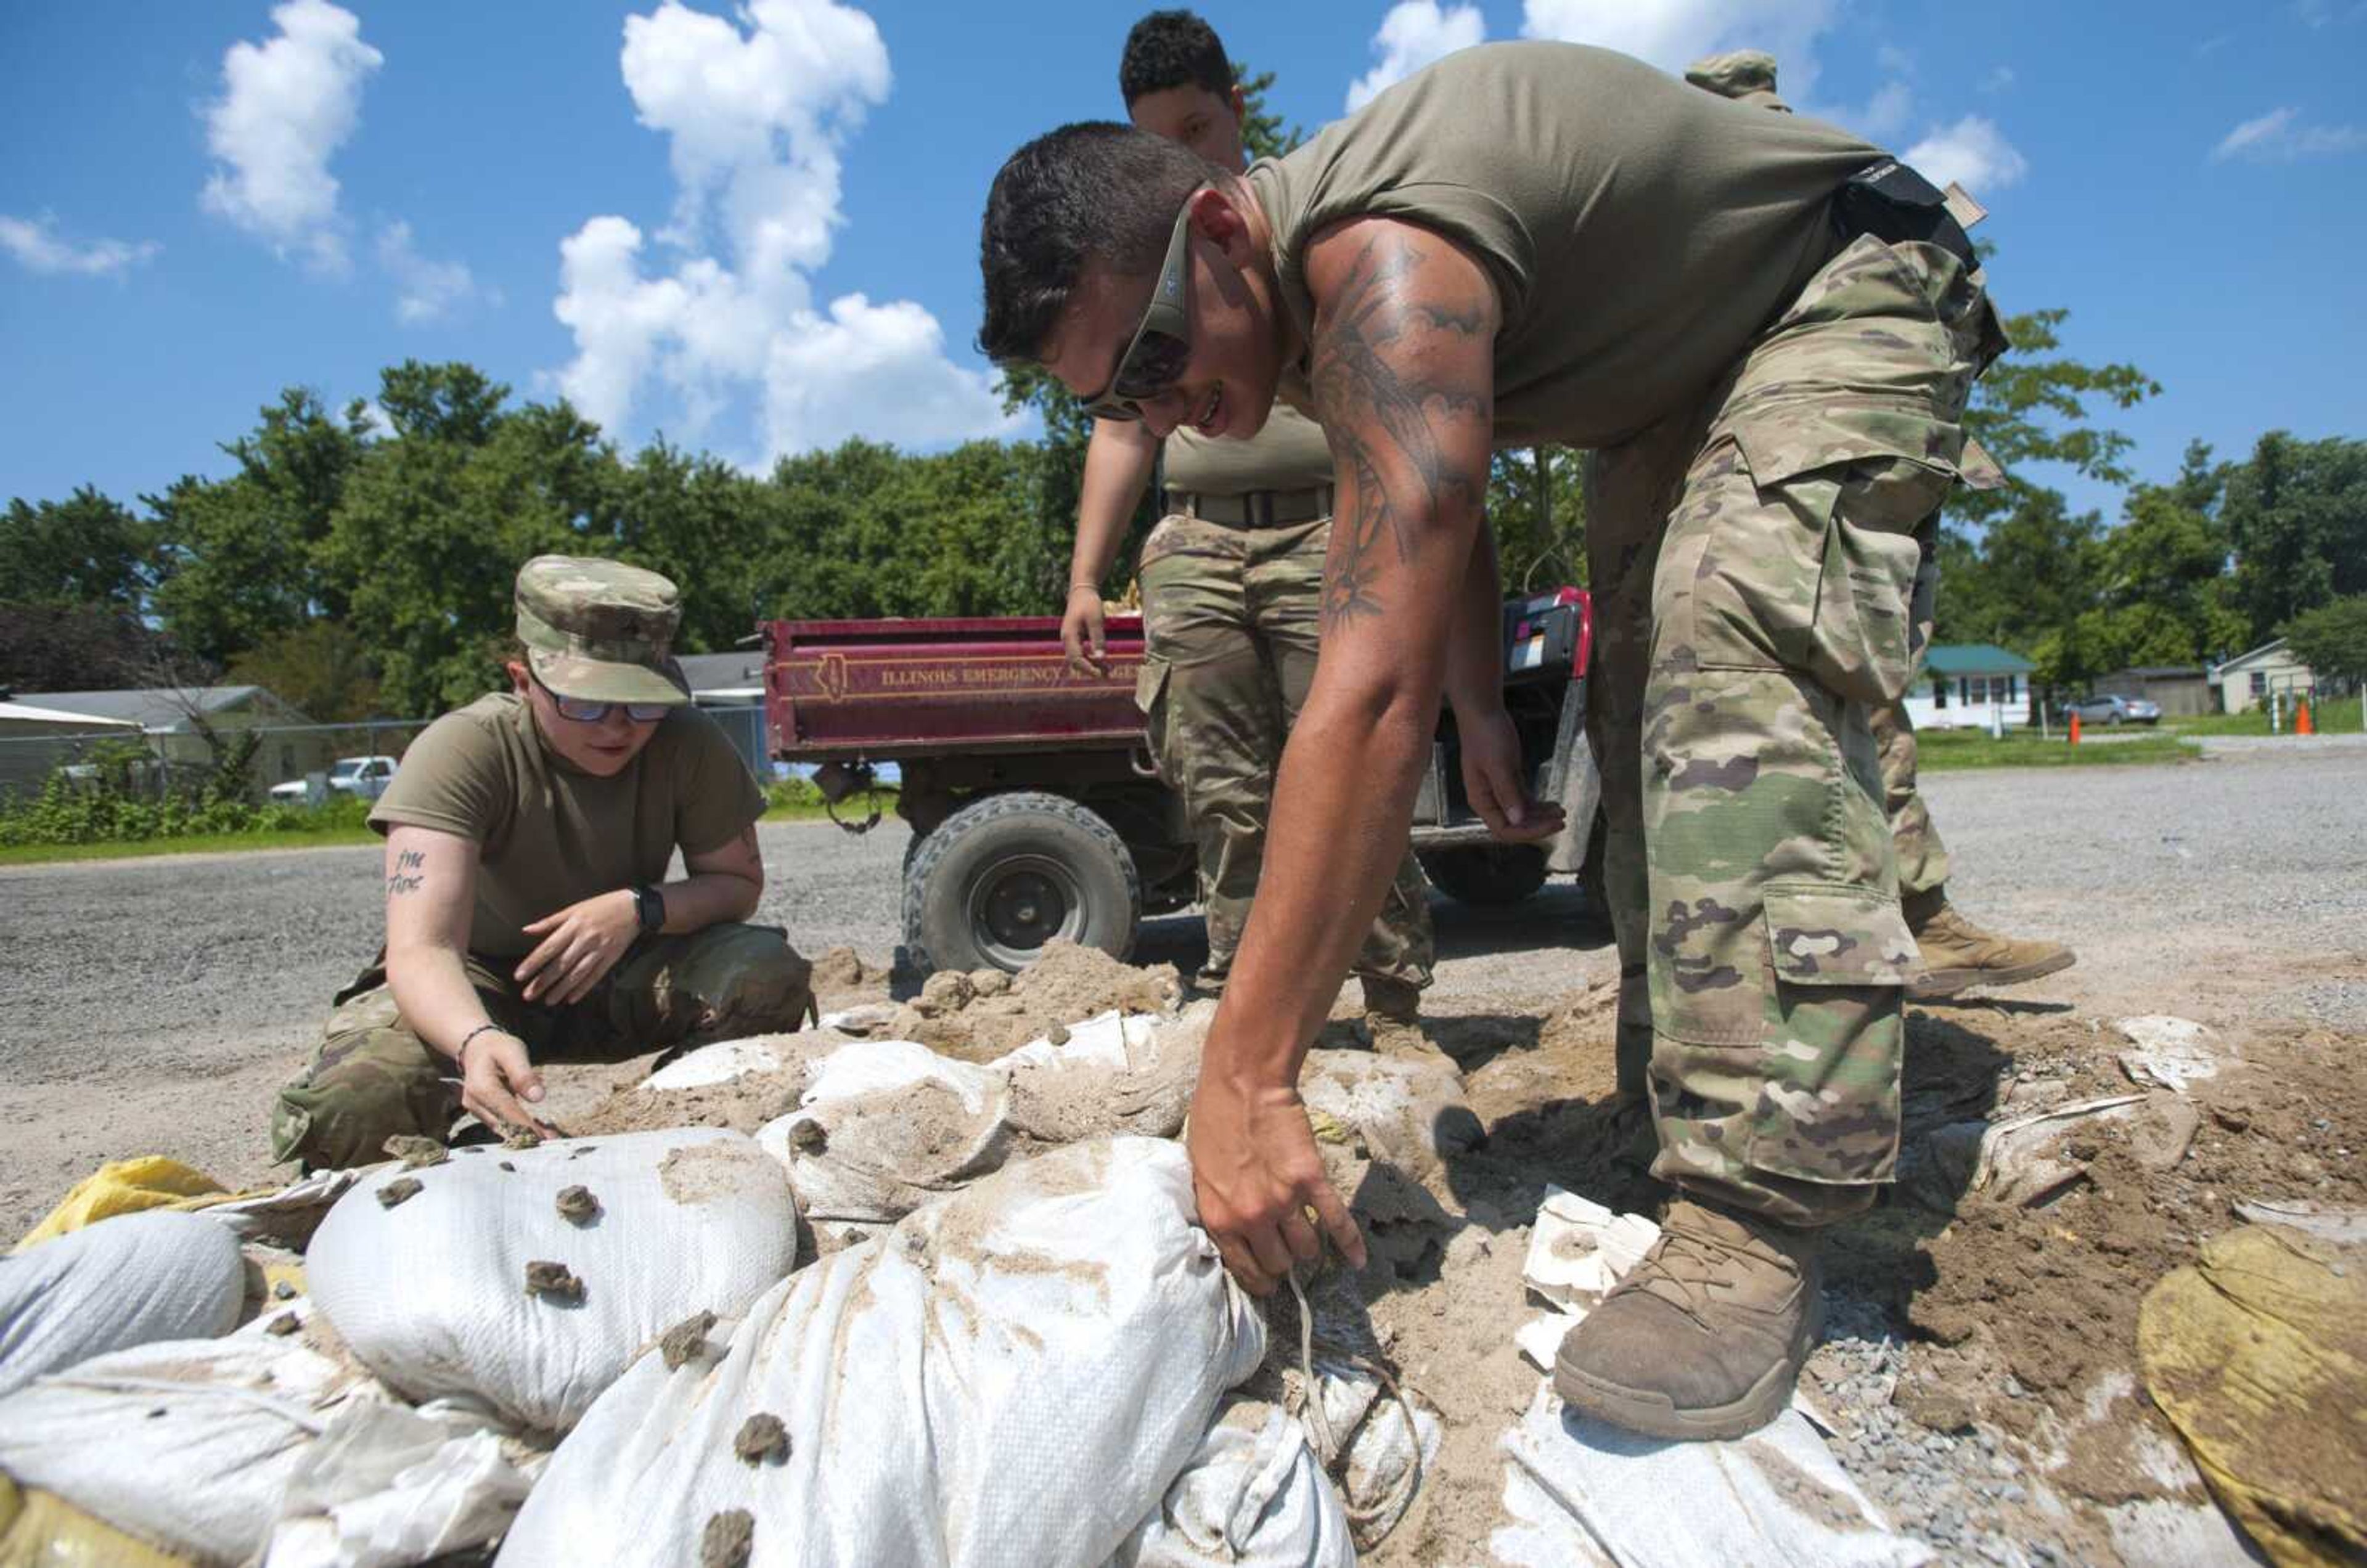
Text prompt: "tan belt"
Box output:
[[1163, 486, 1334, 527]]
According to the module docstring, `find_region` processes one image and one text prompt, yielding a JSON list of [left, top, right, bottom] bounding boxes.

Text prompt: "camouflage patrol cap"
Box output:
[[1685, 49, 1783, 102], [513, 555, 690, 708]]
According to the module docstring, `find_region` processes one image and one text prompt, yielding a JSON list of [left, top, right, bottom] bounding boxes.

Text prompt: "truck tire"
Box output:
[[1419, 843, 1551, 907], [902, 791, 1141, 976]]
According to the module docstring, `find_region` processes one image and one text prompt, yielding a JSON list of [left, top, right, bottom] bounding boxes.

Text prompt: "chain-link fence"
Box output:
[[0, 718, 435, 805]]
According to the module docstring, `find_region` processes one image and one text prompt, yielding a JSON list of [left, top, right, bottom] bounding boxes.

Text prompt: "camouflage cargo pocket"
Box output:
[[1745, 881, 1913, 1185]]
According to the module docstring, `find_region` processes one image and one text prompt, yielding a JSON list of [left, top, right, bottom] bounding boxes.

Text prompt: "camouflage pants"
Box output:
[[1135, 511, 1435, 998], [1584, 235, 2004, 1225], [269, 923, 814, 1169], [1871, 697, 1950, 899]]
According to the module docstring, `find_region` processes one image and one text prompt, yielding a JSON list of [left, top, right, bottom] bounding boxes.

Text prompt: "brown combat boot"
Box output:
[[1903, 886, 2076, 1000], [1553, 1198, 1823, 1440]]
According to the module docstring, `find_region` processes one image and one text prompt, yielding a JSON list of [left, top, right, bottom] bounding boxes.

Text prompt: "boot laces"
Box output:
[[1625, 1223, 1764, 1331]]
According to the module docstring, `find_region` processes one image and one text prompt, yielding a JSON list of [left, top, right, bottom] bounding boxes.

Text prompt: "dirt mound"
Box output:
[[1838, 1013, 2367, 1512], [808, 945, 889, 1005], [884, 941, 1182, 1064]]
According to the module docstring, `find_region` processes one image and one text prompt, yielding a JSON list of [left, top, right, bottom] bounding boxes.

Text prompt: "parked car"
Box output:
[[2065, 694, 2162, 727], [270, 754, 399, 802]]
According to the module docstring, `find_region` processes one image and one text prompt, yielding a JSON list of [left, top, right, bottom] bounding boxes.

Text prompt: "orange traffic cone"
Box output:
[[2297, 699, 2315, 735], [2069, 711, 2082, 745]]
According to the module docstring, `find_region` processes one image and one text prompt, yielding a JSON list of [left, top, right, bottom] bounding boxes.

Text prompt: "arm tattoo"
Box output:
[[386, 847, 426, 897], [1310, 232, 1492, 631]]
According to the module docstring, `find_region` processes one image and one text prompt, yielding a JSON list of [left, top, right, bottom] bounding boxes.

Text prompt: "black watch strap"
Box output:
[[634, 884, 666, 934]]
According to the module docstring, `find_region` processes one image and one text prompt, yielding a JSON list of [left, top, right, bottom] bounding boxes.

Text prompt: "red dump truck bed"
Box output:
[[766, 613, 1150, 762]]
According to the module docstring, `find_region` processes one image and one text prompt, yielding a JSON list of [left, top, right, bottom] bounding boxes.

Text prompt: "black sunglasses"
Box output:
[[1082, 194, 1200, 422], [532, 670, 672, 725]]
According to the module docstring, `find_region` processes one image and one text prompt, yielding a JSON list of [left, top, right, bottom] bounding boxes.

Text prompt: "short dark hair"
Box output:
[[976, 122, 1215, 364], [1119, 10, 1232, 106]]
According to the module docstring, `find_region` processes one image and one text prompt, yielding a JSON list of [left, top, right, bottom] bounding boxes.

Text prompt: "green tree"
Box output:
[[1486, 447, 1587, 592], [1954, 304, 2160, 536], [2281, 595, 2367, 692], [224, 620, 382, 722], [2220, 432, 2367, 643], [149, 388, 373, 664], [322, 376, 613, 713], [1234, 64, 1301, 162], [0, 486, 157, 610], [0, 603, 176, 692]]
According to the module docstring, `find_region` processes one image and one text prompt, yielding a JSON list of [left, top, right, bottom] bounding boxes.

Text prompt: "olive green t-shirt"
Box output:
[[1245, 41, 1883, 450], [369, 694, 766, 957], [1163, 399, 1334, 494]]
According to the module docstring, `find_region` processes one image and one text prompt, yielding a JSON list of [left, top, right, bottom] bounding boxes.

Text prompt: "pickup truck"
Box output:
[[762, 589, 1603, 976]]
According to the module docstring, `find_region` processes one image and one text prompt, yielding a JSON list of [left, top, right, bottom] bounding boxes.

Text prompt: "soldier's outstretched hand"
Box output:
[[1459, 700, 1565, 843], [1061, 586, 1110, 676], [459, 1030, 555, 1141], [1186, 1072, 1367, 1296]]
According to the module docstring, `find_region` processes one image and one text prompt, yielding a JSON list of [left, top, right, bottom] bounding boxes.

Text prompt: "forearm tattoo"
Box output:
[[1310, 232, 1492, 631]]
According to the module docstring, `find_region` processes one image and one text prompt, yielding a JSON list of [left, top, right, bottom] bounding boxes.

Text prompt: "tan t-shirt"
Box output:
[[1163, 399, 1333, 494], [1246, 41, 1883, 450], [369, 694, 766, 956]]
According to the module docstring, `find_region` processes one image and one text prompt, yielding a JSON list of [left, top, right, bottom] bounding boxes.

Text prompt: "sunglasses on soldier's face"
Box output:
[[533, 672, 671, 725], [1081, 195, 1200, 423]]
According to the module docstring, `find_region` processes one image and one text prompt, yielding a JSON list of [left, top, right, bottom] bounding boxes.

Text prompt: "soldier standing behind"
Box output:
[[270, 556, 816, 1169], [1060, 10, 1434, 1029]]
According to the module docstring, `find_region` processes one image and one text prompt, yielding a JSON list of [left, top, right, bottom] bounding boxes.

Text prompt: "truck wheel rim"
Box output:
[[969, 854, 1084, 968]]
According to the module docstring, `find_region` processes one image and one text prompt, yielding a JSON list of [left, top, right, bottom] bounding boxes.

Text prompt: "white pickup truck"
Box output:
[[271, 754, 399, 803]]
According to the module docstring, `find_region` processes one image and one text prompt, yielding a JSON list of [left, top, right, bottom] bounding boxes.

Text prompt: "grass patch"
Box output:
[[2165, 695, 2362, 736], [0, 823, 381, 865], [1916, 729, 2199, 770]]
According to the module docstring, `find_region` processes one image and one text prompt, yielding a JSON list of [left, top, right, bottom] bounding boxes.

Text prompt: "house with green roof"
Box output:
[[1908, 644, 2035, 730]]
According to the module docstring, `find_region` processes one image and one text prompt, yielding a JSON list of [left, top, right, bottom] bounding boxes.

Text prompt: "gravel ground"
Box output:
[[2, 745, 2360, 1235]]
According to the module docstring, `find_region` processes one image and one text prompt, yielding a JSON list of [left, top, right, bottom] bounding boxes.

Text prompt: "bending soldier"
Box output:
[[980, 40, 2009, 1439]]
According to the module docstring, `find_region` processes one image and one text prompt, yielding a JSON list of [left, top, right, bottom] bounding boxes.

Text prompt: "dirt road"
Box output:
[[3, 745, 2360, 1235]]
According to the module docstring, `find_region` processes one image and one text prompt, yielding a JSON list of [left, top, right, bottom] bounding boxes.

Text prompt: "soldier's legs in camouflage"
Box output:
[[1253, 518, 1437, 1001], [1583, 437, 1693, 1105], [1870, 698, 1950, 899], [1137, 515, 1270, 987], [598, 923, 816, 1051], [1640, 237, 1996, 1228], [269, 961, 515, 1169]]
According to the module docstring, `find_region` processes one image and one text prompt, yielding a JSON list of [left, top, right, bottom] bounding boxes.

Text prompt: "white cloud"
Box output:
[[551, 0, 1021, 463], [1980, 65, 2016, 93], [199, 0, 380, 272], [1905, 115, 2029, 192], [2209, 105, 2367, 163], [1346, 2, 1489, 113], [1522, 0, 1839, 98], [377, 220, 486, 324], [0, 214, 160, 277]]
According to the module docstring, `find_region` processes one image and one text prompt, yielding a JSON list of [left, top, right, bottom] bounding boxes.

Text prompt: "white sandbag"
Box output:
[[197, 1167, 369, 1249], [757, 1039, 1015, 1223], [1298, 1048, 1482, 1178], [306, 1128, 799, 1432], [0, 1302, 532, 1567], [0, 1209, 243, 1398], [1114, 1397, 1355, 1568], [261, 1401, 541, 1568], [1004, 1010, 1196, 1144], [642, 1039, 788, 1090], [1490, 1382, 1932, 1568], [499, 1137, 1263, 1568]]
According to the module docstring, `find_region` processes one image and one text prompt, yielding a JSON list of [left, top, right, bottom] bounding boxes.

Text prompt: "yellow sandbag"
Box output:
[[11, 1159, 226, 1252], [0, 1474, 194, 1568], [2138, 1223, 2367, 1568]]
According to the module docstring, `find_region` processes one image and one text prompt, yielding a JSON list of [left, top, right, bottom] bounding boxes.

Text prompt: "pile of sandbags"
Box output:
[[0, 995, 1439, 1567]]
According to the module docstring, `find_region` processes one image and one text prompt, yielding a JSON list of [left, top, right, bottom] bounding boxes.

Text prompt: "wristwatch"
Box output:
[[632, 884, 666, 936]]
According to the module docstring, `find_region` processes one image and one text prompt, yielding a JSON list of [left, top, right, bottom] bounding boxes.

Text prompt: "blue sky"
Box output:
[[4, 0, 2363, 529]]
